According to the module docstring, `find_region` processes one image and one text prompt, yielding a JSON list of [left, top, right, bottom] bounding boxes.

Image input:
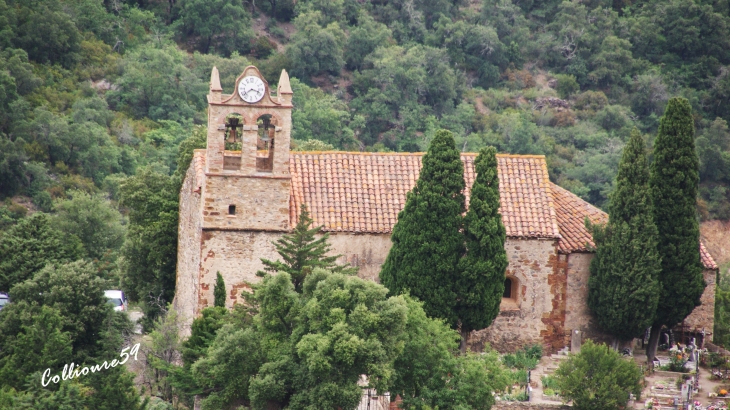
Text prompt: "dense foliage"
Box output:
[[555, 340, 643, 410], [587, 128, 661, 342], [455, 146, 508, 348], [648, 98, 705, 361], [380, 130, 466, 324]]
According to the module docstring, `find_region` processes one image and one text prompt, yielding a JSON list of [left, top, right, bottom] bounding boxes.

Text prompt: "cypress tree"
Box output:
[[646, 98, 705, 363], [454, 146, 508, 353], [258, 204, 356, 292], [587, 128, 660, 344], [214, 271, 226, 308], [380, 129, 466, 324]]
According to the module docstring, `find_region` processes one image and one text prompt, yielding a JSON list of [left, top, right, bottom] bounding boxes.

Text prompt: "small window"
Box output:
[[503, 278, 512, 298], [228, 205, 236, 215]]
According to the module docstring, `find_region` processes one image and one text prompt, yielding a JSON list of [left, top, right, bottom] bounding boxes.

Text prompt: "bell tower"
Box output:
[[201, 66, 294, 231]]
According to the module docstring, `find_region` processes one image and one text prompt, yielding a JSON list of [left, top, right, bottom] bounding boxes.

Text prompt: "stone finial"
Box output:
[[277, 69, 293, 104], [210, 66, 223, 92]]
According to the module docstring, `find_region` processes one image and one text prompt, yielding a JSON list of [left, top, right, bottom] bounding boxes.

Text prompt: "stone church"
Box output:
[[173, 66, 719, 353]]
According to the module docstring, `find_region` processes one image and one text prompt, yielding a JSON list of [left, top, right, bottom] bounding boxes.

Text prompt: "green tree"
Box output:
[[0, 135, 26, 198], [587, 128, 661, 344], [380, 129, 465, 324], [257, 204, 356, 292], [286, 12, 345, 79], [647, 97, 705, 363], [0, 213, 83, 291], [555, 340, 643, 410], [389, 296, 510, 409], [108, 43, 206, 122], [455, 146, 508, 352], [214, 272, 226, 308], [193, 269, 409, 409], [174, 0, 254, 56], [0, 303, 73, 390], [119, 167, 179, 327], [290, 78, 356, 149], [554, 74, 580, 99], [53, 190, 125, 260], [9, 0, 82, 68], [8, 260, 113, 361], [344, 12, 392, 70]]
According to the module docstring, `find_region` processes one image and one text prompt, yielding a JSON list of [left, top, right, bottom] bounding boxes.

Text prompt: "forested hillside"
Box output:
[[1, 0, 730, 220], [0, 0, 729, 406]]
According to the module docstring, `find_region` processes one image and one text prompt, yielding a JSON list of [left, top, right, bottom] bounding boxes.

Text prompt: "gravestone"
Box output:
[[571, 330, 582, 353]]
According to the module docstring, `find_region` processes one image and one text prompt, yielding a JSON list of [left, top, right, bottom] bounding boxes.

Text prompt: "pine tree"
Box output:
[[646, 98, 705, 363], [258, 204, 356, 292], [214, 272, 226, 308], [454, 146, 508, 352], [587, 128, 661, 344], [380, 129, 466, 324]]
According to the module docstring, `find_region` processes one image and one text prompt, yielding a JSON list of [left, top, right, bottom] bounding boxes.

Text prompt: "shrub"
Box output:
[[555, 74, 579, 99], [542, 375, 559, 390], [502, 344, 543, 370], [555, 340, 642, 410]]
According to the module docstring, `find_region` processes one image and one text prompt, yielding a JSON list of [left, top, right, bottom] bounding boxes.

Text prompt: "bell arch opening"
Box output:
[[256, 114, 275, 172], [223, 113, 244, 170]]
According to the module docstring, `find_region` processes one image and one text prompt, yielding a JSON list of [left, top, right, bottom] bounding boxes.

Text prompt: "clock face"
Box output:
[[238, 76, 265, 103]]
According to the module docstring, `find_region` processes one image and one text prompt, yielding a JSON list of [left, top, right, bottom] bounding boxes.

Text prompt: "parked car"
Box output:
[[0, 292, 8, 311], [104, 290, 128, 312]]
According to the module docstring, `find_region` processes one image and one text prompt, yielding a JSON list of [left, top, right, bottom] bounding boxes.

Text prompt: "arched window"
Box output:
[[503, 278, 512, 298], [225, 113, 243, 151], [256, 114, 274, 172], [501, 276, 520, 311]]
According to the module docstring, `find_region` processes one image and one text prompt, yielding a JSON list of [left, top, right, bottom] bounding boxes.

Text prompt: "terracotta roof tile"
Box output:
[[193, 149, 206, 192], [289, 152, 561, 238], [700, 241, 718, 270], [191, 150, 718, 269], [550, 183, 608, 253], [550, 183, 717, 269]]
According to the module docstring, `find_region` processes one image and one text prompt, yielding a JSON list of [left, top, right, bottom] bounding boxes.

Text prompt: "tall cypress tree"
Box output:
[[380, 129, 466, 324], [214, 271, 226, 308], [258, 204, 356, 292], [646, 98, 705, 363], [587, 128, 661, 344], [454, 146, 508, 352]]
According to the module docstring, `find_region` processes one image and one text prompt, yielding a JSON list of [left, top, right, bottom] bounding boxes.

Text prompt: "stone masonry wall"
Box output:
[[197, 230, 281, 313], [469, 238, 563, 353], [328, 233, 393, 283], [201, 175, 290, 231], [679, 268, 717, 341], [564, 252, 612, 345], [192, 233, 569, 354], [173, 163, 203, 337]]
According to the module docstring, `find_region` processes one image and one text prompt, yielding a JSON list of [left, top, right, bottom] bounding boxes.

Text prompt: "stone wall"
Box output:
[[190, 233, 571, 354], [201, 174, 290, 231], [678, 268, 717, 341], [173, 163, 203, 336], [469, 238, 565, 353], [197, 230, 282, 313], [328, 233, 393, 283], [564, 252, 611, 345]]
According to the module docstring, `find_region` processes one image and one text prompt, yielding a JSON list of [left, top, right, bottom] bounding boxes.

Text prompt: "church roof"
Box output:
[[190, 150, 718, 269], [289, 152, 561, 239], [550, 183, 607, 253]]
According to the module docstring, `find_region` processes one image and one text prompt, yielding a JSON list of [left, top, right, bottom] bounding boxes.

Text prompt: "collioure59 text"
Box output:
[[41, 343, 141, 386]]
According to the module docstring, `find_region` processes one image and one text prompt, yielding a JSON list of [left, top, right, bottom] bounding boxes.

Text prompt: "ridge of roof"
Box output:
[[290, 151, 547, 159]]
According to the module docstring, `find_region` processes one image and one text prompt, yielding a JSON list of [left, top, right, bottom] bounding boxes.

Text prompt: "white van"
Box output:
[[104, 290, 128, 312]]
